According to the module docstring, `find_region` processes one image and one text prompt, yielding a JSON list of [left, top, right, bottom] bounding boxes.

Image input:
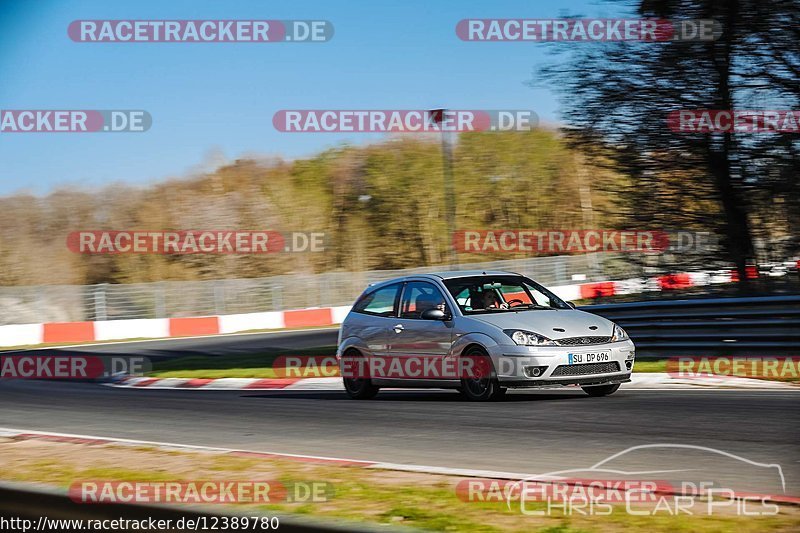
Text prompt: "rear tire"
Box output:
[[581, 383, 620, 397], [459, 348, 505, 402], [341, 350, 379, 400]]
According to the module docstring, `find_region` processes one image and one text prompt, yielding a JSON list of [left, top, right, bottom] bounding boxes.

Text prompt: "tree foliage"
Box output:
[[536, 0, 799, 278], [0, 130, 625, 285]]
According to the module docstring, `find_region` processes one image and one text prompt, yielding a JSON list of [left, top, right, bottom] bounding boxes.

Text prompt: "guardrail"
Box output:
[[581, 295, 800, 356]]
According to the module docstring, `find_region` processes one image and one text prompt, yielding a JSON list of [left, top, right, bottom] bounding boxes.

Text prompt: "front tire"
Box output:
[[581, 383, 620, 397], [459, 348, 505, 401]]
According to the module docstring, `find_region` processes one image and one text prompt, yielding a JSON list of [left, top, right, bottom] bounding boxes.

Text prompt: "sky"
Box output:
[[0, 0, 630, 196]]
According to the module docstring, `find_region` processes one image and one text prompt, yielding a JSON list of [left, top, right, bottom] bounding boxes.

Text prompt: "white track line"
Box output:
[[0, 427, 372, 465]]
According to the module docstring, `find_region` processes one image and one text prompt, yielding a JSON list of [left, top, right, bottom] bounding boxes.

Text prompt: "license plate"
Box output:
[[568, 351, 610, 364]]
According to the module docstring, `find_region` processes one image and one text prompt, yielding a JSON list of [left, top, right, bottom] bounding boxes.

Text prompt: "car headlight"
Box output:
[[611, 324, 629, 342], [503, 329, 557, 346]]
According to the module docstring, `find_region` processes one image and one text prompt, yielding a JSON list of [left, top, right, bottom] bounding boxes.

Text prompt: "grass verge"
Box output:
[[1, 437, 797, 532]]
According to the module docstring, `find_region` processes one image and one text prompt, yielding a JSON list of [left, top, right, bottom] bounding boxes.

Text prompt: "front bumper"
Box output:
[[500, 375, 631, 389], [486, 339, 635, 388]]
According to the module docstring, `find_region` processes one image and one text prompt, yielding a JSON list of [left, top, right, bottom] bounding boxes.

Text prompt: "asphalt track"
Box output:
[[1, 379, 798, 497], [2, 329, 798, 498]]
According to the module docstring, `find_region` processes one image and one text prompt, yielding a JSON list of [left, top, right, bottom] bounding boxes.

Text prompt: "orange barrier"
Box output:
[[283, 308, 333, 328], [168, 317, 220, 337], [42, 321, 95, 343], [579, 282, 616, 299]]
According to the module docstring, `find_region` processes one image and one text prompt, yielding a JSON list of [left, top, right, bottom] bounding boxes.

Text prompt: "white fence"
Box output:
[[0, 254, 638, 325]]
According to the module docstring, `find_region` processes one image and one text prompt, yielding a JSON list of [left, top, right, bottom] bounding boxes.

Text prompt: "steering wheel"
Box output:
[[506, 298, 525, 307]]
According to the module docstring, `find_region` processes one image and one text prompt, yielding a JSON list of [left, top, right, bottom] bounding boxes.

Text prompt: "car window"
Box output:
[[499, 284, 533, 305], [399, 281, 448, 319], [453, 287, 471, 307], [506, 284, 555, 307], [352, 283, 401, 317], [443, 275, 568, 314]]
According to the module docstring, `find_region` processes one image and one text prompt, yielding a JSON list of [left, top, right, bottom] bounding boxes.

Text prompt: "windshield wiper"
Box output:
[[510, 304, 552, 310]]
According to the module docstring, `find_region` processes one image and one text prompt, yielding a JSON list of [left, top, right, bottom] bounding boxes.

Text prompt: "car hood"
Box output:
[[467, 309, 614, 340]]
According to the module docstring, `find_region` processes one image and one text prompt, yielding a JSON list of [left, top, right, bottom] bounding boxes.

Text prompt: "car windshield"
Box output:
[[443, 275, 570, 314]]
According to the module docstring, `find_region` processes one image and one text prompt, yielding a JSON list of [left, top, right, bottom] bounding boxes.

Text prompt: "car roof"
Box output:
[[366, 270, 523, 289], [425, 270, 521, 280]]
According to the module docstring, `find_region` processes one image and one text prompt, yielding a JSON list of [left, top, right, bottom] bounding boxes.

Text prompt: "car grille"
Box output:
[[555, 336, 611, 346], [551, 362, 621, 377]]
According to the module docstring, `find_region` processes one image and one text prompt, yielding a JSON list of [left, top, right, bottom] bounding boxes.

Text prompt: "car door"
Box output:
[[385, 280, 455, 381], [346, 282, 403, 358]]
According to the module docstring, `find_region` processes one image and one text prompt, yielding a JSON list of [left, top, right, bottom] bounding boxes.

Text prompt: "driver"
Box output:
[[483, 290, 508, 309]]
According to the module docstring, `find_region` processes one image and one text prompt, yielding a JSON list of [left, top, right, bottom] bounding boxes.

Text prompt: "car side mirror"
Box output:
[[567, 301, 577, 309], [421, 308, 449, 320]]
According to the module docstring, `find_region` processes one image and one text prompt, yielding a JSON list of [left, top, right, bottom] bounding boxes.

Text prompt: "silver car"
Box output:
[[337, 271, 635, 400]]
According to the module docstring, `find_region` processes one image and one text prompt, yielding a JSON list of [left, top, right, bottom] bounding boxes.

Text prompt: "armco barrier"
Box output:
[[583, 295, 800, 356], [0, 271, 739, 348]]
